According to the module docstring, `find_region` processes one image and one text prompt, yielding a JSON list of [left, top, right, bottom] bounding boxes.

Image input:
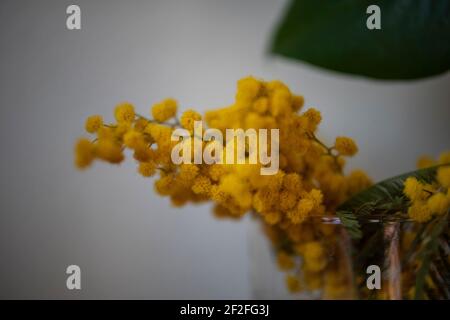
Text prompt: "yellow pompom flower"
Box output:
[[403, 177, 427, 202], [408, 202, 433, 222], [291, 95, 304, 112], [427, 192, 450, 215], [282, 173, 302, 194], [263, 211, 281, 225], [180, 109, 201, 132], [270, 89, 291, 116], [97, 127, 114, 140], [236, 76, 261, 102], [179, 164, 200, 182], [302, 108, 322, 132], [151, 98, 177, 122], [279, 190, 297, 211], [287, 198, 314, 224], [277, 251, 295, 270], [74, 138, 94, 169], [123, 130, 144, 149], [85, 115, 103, 133], [303, 270, 323, 290], [115, 122, 131, 138], [134, 118, 149, 132], [207, 164, 227, 182], [438, 151, 450, 165], [417, 155, 436, 169], [192, 175, 212, 195], [155, 175, 174, 195], [302, 241, 327, 272], [347, 170, 373, 195], [306, 189, 323, 208], [95, 139, 124, 164], [334, 136, 358, 156], [138, 162, 157, 177], [114, 102, 135, 123], [437, 166, 450, 188], [252, 97, 269, 114], [285, 274, 301, 293]]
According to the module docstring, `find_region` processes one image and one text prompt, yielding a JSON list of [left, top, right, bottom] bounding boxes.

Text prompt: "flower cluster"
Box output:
[[75, 76, 372, 298], [403, 152, 450, 223]]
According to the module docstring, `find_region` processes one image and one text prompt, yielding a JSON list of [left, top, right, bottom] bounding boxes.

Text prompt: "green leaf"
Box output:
[[336, 210, 363, 239], [271, 0, 450, 79], [336, 164, 448, 239]]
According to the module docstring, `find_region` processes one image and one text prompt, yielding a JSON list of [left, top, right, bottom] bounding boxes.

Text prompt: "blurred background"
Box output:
[[0, 0, 449, 299]]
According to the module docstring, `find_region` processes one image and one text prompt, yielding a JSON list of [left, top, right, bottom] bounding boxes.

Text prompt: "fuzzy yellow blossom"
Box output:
[[152, 98, 177, 122], [192, 175, 212, 195], [282, 173, 302, 194], [408, 202, 433, 223], [75, 138, 94, 169], [427, 193, 450, 215], [403, 177, 427, 202], [180, 109, 202, 132], [277, 251, 295, 270], [134, 118, 148, 132], [437, 166, 450, 188], [145, 123, 173, 144], [97, 127, 115, 140], [155, 175, 174, 196], [287, 198, 314, 224], [114, 102, 135, 123], [133, 144, 155, 162], [417, 156, 436, 169], [291, 95, 304, 112], [303, 270, 323, 290], [286, 275, 301, 293], [236, 76, 261, 102], [252, 97, 269, 114], [438, 152, 450, 165], [138, 162, 157, 177], [263, 211, 281, 225], [207, 164, 227, 182], [123, 130, 144, 149], [179, 164, 200, 182], [307, 189, 323, 208], [302, 241, 327, 272], [347, 170, 373, 195], [279, 190, 297, 211], [334, 136, 358, 156], [85, 115, 103, 133], [302, 108, 322, 132], [270, 89, 291, 116], [95, 140, 124, 164], [115, 122, 131, 138]]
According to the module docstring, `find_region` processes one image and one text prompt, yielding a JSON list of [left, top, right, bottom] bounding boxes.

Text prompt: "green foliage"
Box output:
[[336, 210, 362, 239], [271, 0, 450, 79]]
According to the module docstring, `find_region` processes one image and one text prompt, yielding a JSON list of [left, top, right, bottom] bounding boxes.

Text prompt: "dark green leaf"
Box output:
[[336, 210, 362, 239], [271, 0, 450, 79]]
